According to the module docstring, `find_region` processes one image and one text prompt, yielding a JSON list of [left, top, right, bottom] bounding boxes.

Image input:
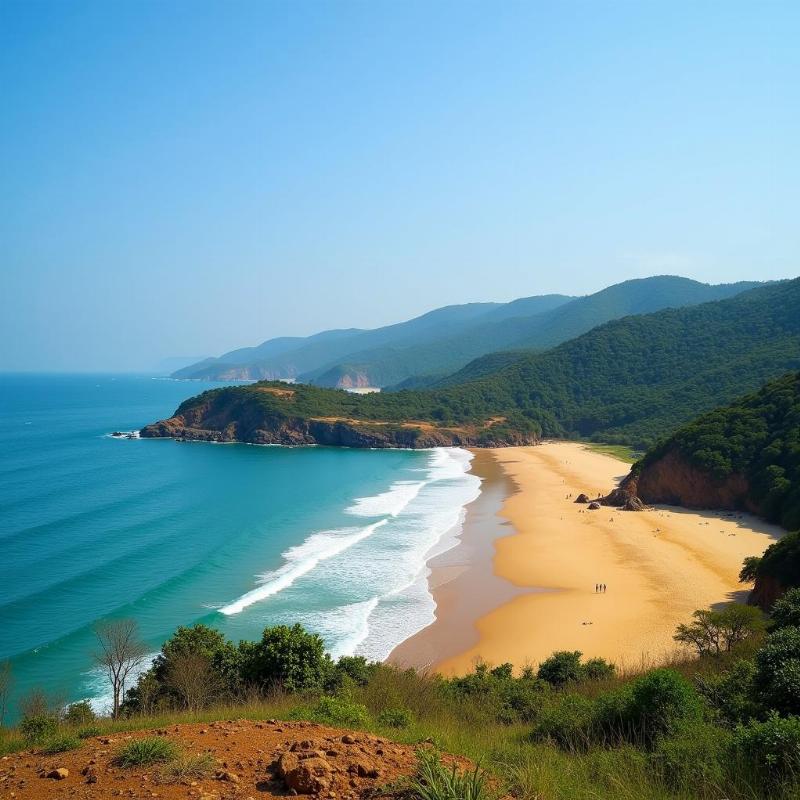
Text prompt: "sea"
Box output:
[[0, 373, 480, 719]]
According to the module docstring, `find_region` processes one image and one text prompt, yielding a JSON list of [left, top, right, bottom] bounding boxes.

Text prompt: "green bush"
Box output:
[[19, 715, 58, 743], [596, 669, 701, 747], [754, 626, 800, 715], [731, 712, 800, 786], [696, 658, 760, 725], [77, 725, 102, 739], [771, 589, 800, 631], [64, 700, 96, 726], [652, 719, 730, 790], [377, 707, 413, 729], [40, 733, 81, 754], [241, 624, 332, 693], [308, 696, 369, 728], [114, 737, 179, 767], [582, 657, 615, 681], [531, 693, 595, 751], [537, 651, 584, 687]]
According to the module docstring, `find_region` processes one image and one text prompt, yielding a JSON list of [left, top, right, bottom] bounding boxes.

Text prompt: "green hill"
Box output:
[[147, 279, 800, 451], [307, 277, 761, 389], [631, 371, 800, 530]]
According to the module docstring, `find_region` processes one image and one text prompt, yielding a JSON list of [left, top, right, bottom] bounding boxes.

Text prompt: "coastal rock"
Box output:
[[574, 493, 590, 504], [140, 389, 540, 450], [588, 501, 600, 510], [623, 496, 645, 511]]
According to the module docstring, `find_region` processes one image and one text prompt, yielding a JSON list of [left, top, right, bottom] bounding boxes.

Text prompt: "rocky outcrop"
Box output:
[[605, 448, 754, 513]]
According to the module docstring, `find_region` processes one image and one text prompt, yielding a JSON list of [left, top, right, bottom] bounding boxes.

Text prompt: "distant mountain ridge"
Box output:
[[146, 277, 800, 451], [173, 276, 761, 386]]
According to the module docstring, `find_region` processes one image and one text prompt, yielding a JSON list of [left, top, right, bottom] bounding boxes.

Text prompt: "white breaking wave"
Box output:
[[345, 480, 425, 517], [219, 519, 387, 615], [217, 447, 481, 667]]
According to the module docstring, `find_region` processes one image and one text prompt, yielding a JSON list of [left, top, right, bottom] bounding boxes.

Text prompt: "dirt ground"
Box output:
[[0, 719, 465, 800]]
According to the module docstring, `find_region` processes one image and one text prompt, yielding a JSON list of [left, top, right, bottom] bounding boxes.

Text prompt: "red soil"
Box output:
[[0, 719, 467, 800]]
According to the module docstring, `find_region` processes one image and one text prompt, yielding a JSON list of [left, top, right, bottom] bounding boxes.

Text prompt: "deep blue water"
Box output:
[[0, 374, 478, 718]]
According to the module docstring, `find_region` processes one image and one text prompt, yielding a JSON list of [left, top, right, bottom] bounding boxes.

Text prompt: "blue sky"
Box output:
[[1, 0, 798, 371]]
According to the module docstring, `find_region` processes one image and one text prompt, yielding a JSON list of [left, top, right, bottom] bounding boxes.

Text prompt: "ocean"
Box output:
[[0, 374, 480, 719]]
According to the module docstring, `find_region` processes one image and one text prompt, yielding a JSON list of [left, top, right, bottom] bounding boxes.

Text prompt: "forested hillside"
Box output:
[[632, 372, 800, 530], [146, 279, 800, 450], [306, 276, 761, 388]]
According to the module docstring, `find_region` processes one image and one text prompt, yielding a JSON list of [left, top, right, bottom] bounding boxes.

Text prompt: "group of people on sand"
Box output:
[[595, 583, 607, 593]]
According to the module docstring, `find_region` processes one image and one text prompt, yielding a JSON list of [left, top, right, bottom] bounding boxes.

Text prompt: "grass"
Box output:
[[583, 442, 642, 463], [40, 732, 81, 754], [155, 752, 216, 783], [0, 644, 780, 800], [114, 736, 179, 767]]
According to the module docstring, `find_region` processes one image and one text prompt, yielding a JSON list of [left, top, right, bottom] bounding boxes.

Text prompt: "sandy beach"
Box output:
[[390, 442, 784, 674]]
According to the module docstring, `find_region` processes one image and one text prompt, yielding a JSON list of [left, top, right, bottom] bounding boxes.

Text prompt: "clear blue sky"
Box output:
[[1, 0, 798, 371]]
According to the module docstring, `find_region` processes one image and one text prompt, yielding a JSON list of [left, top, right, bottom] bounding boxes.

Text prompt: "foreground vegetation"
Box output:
[[4, 588, 800, 799]]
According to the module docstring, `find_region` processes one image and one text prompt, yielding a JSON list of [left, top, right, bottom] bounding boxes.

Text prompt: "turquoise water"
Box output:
[[0, 374, 479, 719]]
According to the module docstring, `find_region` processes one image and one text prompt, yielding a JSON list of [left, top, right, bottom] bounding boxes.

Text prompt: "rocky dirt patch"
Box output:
[[0, 719, 468, 800]]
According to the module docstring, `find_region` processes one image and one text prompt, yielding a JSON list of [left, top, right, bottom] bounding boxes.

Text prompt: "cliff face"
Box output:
[[140, 401, 537, 449], [619, 448, 755, 512]]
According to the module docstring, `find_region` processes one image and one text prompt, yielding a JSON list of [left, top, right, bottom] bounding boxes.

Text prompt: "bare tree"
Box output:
[[165, 651, 221, 712], [94, 619, 148, 719], [0, 661, 12, 727]]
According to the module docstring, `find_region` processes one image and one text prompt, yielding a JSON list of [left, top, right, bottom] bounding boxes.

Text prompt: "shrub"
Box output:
[[596, 669, 701, 747], [695, 658, 760, 725], [531, 693, 595, 751], [241, 624, 332, 693], [731, 712, 800, 786], [771, 588, 800, 631], [40, 733, 81, 754], [408, 749, 492, 800], [537, 651, 583, 687], [377, 707, 413, 729], [652, 719, 730, 790], [307, 696, 369, 728], [582, 657, 615, 681], [77, 725, 102, 739], [754, 626, 800, 715], [114, 737, 179, 767], [19, 715, 58, 743], [64, 700, 96, 726]]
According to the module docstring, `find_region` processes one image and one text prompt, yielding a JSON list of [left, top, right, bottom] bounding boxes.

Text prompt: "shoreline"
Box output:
[[392, 442, 785, 674], [388, 449, 525, 669]]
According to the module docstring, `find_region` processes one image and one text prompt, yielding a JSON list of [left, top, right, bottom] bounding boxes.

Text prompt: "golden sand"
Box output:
[[430, 443, 783, 674]]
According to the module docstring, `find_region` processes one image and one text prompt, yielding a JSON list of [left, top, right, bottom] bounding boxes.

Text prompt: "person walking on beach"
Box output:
[[595, 583, 599, 593]]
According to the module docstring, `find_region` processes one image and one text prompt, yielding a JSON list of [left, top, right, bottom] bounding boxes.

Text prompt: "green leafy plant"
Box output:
[[307, 696, 369, 727], [19, 715, 58, 743], [378, 707, 414, 729], [408, 749, 493, 800]]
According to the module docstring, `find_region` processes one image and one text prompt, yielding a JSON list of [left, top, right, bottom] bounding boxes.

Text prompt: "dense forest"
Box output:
[[636, 372, 800, 530], [157, 278, 800, 450]]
